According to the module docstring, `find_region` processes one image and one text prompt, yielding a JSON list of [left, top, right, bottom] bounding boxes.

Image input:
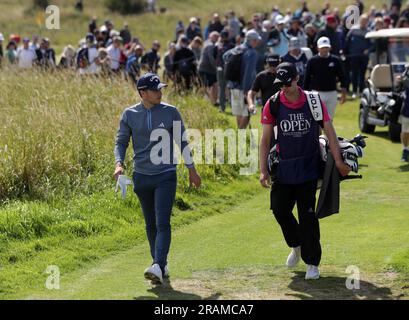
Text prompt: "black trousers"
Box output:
[[270, 180, 322, 266]]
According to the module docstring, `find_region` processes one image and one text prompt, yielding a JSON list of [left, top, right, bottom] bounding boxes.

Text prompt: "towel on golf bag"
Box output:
[[316, 152, 340, 219]]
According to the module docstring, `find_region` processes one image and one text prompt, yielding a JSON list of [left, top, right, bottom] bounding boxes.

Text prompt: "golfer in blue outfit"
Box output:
[[114, 73, 201, 285]]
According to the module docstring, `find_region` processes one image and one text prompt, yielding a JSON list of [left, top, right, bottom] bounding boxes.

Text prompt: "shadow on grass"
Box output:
[[286, 271, 395, 300], [134, 279, 221, 300], [367, 130, 400, 144], [398, 163, 409, 172]]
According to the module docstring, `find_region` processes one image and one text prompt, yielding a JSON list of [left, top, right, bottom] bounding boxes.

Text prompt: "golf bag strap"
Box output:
[[304, 90, 324, 123], [268, 92, 281, 141]]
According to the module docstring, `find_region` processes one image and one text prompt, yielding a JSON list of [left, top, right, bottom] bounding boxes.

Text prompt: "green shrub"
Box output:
[[105, 0, 145, 14], [33, 0, 49, 9]]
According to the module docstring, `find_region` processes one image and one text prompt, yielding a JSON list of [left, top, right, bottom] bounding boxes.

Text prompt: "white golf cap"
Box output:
[[317, 36, 331, 48], [245, 29, 262, 42]]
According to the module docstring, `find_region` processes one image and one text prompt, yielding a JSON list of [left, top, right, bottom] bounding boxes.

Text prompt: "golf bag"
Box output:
[[318, 134, 367, 186]]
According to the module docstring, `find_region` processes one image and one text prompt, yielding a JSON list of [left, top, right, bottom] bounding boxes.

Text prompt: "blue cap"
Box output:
[[136, 73, 168, 91]]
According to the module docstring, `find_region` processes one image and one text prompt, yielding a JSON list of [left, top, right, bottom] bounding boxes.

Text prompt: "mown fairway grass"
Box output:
[[5, 98, 409, 300]]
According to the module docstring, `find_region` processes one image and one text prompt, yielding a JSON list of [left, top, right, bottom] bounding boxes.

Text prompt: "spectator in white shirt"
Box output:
[[16, 38, 36, 69], [78, 33, 99, 75]]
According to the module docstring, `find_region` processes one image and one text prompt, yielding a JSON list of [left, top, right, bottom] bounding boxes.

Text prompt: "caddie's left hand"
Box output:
[[335, 160, 351, 177]]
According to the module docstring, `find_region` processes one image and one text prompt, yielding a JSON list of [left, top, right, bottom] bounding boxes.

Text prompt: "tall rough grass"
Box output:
[[0, 69, 238, 203]]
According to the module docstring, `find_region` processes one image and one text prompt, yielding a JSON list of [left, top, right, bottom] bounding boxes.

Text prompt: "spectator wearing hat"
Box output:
[[114, 72, 201, 286], [286, 16, 307, 48], [107, 36, 123, 73], [215, 30, 235, 112], [315, 14, 343, 57], [271, 15, 290, 57], [186, 17, 202, 42], [383, 15, 393, 29], [199, 31, 220, 106], [35, 38, 56, 68], [173, 35, 198, 91], [247, 53, 281, 114], [16, 38, 36, 69], [304, 36, 347, 119], [281, 37, 308, 87], [141, 40, 161, 74], [345, 14, 371, 98], [229, 29, 261, 129]]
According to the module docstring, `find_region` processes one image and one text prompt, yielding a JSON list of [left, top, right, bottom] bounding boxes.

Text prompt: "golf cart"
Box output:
[[359, 28, 409, 142]]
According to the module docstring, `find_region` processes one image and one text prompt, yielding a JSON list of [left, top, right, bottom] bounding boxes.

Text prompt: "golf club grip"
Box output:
[[340, 175, 363, 181]]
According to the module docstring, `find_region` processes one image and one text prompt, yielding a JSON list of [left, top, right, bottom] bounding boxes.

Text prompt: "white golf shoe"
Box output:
[[305, 265, 320, 280], [144, 263, 163, 284], [286, 246, 301, 268]]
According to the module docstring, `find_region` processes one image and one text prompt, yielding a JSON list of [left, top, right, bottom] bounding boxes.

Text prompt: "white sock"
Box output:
[[404, 147, 409, 151]]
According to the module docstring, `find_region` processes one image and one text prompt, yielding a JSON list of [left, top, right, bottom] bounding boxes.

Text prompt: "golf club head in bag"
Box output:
[[319, 134, 367, 176], [267, 144, 279, 183], [115, 175, 133, 199]]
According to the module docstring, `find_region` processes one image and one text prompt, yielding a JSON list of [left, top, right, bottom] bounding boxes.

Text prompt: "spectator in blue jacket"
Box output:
[[186, 17, 202, 42], [230, 30, 260, 129], [345, 14, 371, 98], [281, 37, 308, 88]]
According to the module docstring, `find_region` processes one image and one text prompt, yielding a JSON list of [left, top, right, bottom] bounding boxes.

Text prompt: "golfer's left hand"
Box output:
[[188, 168, 201, 188], [336, 161, 351, 177]]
